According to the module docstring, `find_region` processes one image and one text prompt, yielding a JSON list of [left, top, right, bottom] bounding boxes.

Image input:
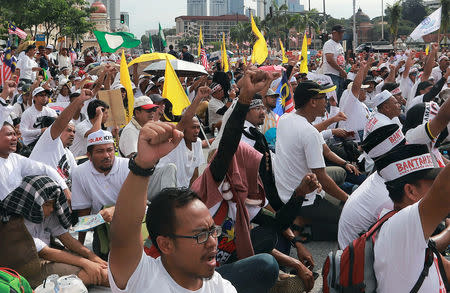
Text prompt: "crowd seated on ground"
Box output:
[[0, 37, 449, 292]]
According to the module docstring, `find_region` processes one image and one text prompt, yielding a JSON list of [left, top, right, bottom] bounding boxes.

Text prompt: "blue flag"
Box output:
[[273, 71, 293, 116]]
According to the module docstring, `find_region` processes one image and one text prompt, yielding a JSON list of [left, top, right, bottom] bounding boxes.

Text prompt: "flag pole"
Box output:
[[196, 115, 211, 148]]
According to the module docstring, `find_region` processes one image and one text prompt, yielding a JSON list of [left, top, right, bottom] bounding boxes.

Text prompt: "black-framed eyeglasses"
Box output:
[[171, 225, 222, 244]]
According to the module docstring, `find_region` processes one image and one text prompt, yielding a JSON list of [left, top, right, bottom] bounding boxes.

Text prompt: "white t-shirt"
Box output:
[[363, 91, 377, 109], [58, 55, 72, 71], [70, 119, 93, 157], [24, 213, 67, 252], [10, 102, 30, 120], [399, 76, 415, 105], [339, 89, 370, 140], [363, 112, 401, 140], [20, 105, 57, 145], [158, 138, 205, 188], [431, 66, 444, 82], [406, 94, 425, 112], [71, 157, 129, 213], [16, 54, 38, 81], [0, 153, 67, 201], [322, 39, 345, 76], [119, 120, 140, 157], [108, 252, 236, 293], [29, 126, 77, 184], [56, 93, 70, 103], [337, 172, 393, 249], [208, 97, 226, 128], [374, 202, 446, 293], [274, 113, 325, 206]]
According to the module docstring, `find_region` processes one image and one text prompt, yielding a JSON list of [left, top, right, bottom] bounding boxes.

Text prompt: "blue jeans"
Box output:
[[217, 253, 279, 293], [326, 73, 345, 102]]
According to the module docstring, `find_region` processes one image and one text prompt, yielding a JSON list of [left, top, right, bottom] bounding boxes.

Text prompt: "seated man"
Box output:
[[20, 87, 57, 146], [70, 99, 109, 159], [109, 121, 239, 292], [30, 89, 93, 188], [274, 80, 357, 242], [24, 190, 108, 286], [363, 89, 402, 139], [192, 70, 318, 292], [373, 144, 450, 292], [156, 86, 210, 188]]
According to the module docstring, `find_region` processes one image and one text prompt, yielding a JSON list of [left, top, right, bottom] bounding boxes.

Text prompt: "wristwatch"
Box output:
[[341, 160, 350, 167], [290, 236, 303, 247], [128, 153, 155, 177]]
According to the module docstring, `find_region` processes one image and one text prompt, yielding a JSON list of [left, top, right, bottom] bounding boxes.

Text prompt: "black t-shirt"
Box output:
[[182, 51, 194, 62]]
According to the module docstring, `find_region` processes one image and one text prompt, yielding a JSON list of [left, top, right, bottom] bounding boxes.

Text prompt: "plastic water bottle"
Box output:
[[214, 128, 218, 137], [443, 150, 449, 160]]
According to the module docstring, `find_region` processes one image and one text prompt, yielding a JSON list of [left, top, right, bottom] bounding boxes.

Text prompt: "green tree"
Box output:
[[401, 0, 427, 25], [441, 0, 449, 39], [387, 1, 402, 45], [141, 35, 150, 51]]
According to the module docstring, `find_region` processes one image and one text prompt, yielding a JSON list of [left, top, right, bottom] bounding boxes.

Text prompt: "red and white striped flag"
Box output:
[[8, 23, 27, 39], [200, 47, 210, 71], [0, 56, 12, 87]]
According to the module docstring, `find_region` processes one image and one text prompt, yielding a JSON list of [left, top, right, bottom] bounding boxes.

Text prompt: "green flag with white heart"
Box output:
[[93, 31, 141, 53]]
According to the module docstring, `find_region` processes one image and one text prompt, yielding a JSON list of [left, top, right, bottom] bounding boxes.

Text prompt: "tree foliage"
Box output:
[[0, 0, 93, 45], [401, 0, 427, 25]]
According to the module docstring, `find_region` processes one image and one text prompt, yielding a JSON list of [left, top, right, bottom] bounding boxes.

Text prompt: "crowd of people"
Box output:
[[0, 23, 450, 292]]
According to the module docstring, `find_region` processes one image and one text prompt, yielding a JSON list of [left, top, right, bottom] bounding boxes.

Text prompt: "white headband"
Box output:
[[379, 153, 434, 181], [367, 128, 404, 158]]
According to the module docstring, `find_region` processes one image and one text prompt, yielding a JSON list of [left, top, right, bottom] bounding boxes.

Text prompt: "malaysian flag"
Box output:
[[273, 71, 294, 116], [1, 41, 16, 86], [8, 22, 27, 39], [200, 45, 210, 71]]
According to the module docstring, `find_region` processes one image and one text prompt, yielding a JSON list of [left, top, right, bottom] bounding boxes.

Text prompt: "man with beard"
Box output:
[[30, 89, 93, 188], [20, 87, 57, 145], [71, 129, 128, 258]]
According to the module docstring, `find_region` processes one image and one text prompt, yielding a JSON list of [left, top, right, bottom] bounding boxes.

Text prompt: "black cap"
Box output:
[[332, 25, 345, 33], [361, 124, 406, 160], [294, 80, 336, 108]]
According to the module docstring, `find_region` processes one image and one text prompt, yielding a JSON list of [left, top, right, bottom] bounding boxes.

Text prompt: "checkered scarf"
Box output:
[[0, 175, 72, 229]]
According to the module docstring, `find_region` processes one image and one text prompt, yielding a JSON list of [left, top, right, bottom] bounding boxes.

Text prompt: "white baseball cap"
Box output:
[[134, 96, 158, 110], [87, 130, 114, 147], [32, 87, 51, 97]]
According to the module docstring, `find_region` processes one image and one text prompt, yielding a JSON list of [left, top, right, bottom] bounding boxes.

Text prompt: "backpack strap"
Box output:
[[429, 239, 450, 292], [410, 247, 434, 293], [366, 210, 397, 238]]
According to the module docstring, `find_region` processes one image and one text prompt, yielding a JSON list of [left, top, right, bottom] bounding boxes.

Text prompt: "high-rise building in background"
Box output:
[[286, 0, 304, 13], [187, 0, 207, 16], [229, 0, 259, 17], [210, 0, 228, 16]]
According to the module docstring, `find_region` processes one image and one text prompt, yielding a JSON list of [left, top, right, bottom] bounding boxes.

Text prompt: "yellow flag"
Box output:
[[198, 27, 203, 57], [299, 33, 308, 74], [250, 14, 268, 64], [242, 55, 247, 66], [425, 44, 429, 56], [120, 50, 134, 122], [222, 32, 229, 72], [162, 58, 191, 116], [279, 39, 288, 64]]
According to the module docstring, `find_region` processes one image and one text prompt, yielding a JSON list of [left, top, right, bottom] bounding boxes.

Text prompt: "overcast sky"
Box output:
[[121, 0, 399, 38]]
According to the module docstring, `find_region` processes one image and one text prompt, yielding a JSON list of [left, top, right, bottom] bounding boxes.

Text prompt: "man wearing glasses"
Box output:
[[109, 121, 237, 292]]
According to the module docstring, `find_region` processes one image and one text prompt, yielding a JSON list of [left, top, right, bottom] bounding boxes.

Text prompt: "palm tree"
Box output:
[[387, 1, 402, 46], [440, 0, 448, 43]]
